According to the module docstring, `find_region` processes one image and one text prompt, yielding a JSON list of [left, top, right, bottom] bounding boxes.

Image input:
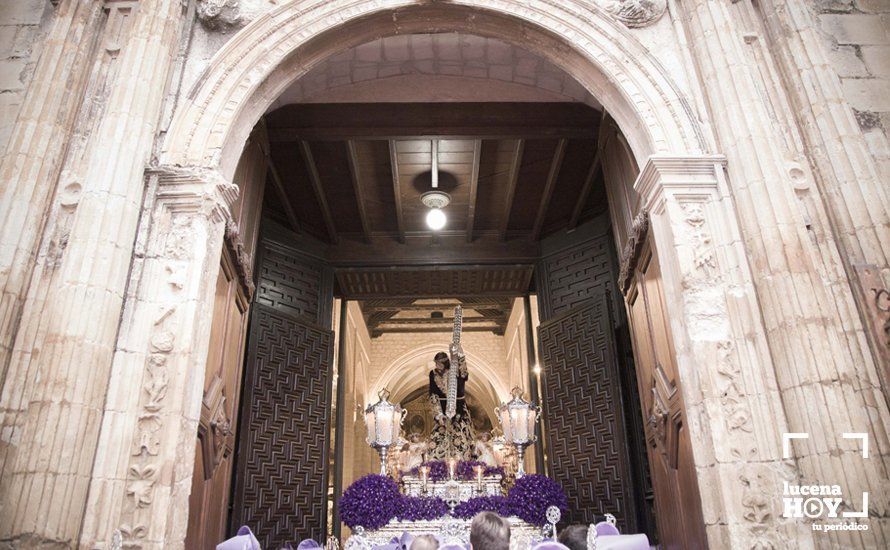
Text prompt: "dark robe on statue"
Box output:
[[427, 359, 476, 460]]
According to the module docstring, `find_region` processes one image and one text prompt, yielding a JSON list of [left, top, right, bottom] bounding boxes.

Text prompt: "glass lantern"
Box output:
[[496, 387, 540, 478], [364, 388, 406, 475]]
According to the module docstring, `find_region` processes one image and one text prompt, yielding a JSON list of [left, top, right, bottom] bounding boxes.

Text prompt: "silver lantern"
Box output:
[[364, 388, 406, 476], [496, 387, 540, 478]]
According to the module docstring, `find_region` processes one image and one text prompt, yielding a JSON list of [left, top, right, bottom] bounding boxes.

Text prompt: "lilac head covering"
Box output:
[[531, 542, 571, 550], [594, 522, 620, 537], [371, 531, 416, 550], [216, 526, 261, 550], [296, 540, 324, 550], [438, 543, 469, 550]]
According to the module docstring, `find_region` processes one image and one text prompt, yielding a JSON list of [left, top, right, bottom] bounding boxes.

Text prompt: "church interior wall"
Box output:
[[331, 300, 376, 498]]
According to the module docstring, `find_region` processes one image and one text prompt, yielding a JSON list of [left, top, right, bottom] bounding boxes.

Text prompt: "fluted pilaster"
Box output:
[[0, 1, 186, 545]]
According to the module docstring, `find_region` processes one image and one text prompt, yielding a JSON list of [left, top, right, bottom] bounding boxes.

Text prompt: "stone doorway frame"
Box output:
[[80, 1, 802, 548]]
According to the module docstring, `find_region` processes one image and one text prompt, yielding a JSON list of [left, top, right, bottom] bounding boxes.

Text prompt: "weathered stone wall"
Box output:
[[815, 0, 890, 182], [0, 0, 51, 154]]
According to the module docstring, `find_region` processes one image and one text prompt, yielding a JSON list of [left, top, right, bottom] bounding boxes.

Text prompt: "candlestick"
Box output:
[[420, 465, 429, 493], [475, 465, 484, 493]]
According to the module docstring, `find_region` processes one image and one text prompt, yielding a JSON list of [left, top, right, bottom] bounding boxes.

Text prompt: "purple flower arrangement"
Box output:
[[339, 471, 567, 529], [453, 496, 513, 519], [397, 496, 450, 521], [339, 474, 402, 530], [506, 474, 568, 525], [407, 460, 505, 481]]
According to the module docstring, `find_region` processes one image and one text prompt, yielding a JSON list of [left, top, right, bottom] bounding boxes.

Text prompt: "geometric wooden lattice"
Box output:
[[538, 295, 636, 531], [535, 234, 614, 321], [231, 303, 334, 548]]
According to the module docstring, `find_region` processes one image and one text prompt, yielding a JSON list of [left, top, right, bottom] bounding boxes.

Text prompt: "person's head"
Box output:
[[469, 511, 510, 550], [478, 431, 491, 442], [434, 352, 450, 370], [411, 534, 439, 550], [557, 525, 588, 550], [409, 432, 423, 443]]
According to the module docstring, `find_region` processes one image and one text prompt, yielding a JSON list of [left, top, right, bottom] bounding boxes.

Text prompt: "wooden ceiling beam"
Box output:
[[500, 139, 525, 241], [570, 112, 610, 229], [345, 140, 372, 243], [376, 317, 502, 326], [325, 234, 539, 266], [372, 326, 504, 335], [531, 138, 567, 241], [266, 103, 600, 141], [264, 151, 302, 234], [388, 140, 406, 243], [299, 140, 339, 244], [465, 139, 482, 243], [362, 302, 506, 312]]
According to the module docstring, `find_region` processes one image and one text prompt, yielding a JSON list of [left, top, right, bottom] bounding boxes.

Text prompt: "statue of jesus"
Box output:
[[427, 350, 475, 460]]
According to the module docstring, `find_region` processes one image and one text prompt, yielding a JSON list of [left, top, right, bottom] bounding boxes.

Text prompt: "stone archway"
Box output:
[[161, 0, 707, 178], [80, 1, 785, 548]]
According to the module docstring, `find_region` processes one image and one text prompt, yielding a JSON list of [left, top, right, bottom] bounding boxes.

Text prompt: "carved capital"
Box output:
[[634, 155, 727, 214], [148, 163, 239, 223]]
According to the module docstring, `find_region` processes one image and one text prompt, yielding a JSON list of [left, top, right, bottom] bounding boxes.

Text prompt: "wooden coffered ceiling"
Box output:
[[359, 297, 515, 337], [261, 101, 608, 334], [262, 102, 608, 248]]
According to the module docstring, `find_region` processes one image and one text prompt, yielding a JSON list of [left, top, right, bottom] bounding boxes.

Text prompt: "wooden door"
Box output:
[[538, 295, 638, 531], [229, 235, 336, 548], [625, 241, 707, 549], [185, 246, 252, 549]]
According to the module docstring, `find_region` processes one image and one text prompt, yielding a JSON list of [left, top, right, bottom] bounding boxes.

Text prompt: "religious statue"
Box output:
[[400, 432, 428, 471], [427, 307, 476, 460], [473, 431, 498, 467]]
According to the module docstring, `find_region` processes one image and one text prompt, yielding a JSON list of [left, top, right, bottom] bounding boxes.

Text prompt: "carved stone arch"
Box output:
[[162, 0, 707, 179]]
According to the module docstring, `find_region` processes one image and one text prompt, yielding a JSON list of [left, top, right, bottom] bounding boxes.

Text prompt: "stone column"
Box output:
[[675, 1, 890, 545], [755, 0, 890, 396], [636, 155, 809, 548], [0, 0, 103, 381], [0, 1, 186, 546], [79, 167, 237, 550]]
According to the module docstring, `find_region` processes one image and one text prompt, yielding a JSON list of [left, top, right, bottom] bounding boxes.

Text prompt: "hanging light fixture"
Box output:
[[421, 190, 450, 231]]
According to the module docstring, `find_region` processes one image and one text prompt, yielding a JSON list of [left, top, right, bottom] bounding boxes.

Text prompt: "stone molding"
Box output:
[[633, 154, 803, 547], [82, 166, 239, 549], [162, 0, 706, 177]]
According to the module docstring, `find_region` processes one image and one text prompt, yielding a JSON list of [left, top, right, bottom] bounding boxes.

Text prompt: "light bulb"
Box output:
[[426, 208, 447, 230], [532, 364, 542, 375]]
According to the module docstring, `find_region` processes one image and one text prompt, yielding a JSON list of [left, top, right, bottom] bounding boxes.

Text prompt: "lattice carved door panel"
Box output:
[[538, 296, 636, 531], [232, 303, 334, 548]]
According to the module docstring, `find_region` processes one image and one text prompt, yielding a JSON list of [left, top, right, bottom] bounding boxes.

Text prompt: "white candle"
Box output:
[[475, 465, 484, 490], [378, 409, 393, 445], [420, 466, 429, 490], [448, 458, 457, 480]]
